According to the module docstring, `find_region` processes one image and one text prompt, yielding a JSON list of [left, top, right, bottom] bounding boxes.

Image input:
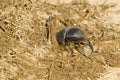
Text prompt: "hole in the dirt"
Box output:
[[9, 52, 14, 55], [24, 4, 27, 7]]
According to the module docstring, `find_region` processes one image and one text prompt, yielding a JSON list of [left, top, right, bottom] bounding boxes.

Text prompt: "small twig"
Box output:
[[29, 0, 33, 3], [0, 18, 20, 28], [39, 58, 65, 63], [4, 19, 19, 27], [48, 62, 54, 80], [0, 26, 5, 32], [102, 0, 108, 5]]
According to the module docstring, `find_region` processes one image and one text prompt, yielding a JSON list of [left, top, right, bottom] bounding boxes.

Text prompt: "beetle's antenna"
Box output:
[[84, 37, 94, 52], [88, 40, 94, 52]]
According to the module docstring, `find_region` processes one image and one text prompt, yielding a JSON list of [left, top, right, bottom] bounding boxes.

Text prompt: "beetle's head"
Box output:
[[58, 40, 65, 45], [56, 29, 66, 46]]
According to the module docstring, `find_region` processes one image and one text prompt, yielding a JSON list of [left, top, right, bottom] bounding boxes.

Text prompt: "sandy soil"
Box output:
[[98, 67, 120, 80], [0, 0, 120, 80]]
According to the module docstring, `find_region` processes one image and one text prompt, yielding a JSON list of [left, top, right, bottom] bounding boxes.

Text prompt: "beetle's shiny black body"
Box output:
[[56, 27, 93, 55], [65, 28, 85, 44]]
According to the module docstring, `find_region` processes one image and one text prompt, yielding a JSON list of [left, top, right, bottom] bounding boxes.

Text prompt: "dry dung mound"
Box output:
[[0, 0, 120, 80]]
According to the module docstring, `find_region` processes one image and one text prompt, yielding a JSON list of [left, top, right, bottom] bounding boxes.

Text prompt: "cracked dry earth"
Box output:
[[0, 0, 120, 80]]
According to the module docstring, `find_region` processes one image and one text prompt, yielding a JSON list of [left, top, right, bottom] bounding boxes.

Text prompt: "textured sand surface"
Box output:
[[0, 0, 120, 80]]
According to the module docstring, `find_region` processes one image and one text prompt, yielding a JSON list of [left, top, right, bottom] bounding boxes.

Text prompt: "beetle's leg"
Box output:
[[66, 40, 73, 54], [78, 41, 93, 61], [78, 42, 86, 57], [88, 40, 94, 52], [84, 38, 94, 52]]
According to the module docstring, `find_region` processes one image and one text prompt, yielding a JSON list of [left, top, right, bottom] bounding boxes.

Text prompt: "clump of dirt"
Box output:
[[0, 0, 120, 80]]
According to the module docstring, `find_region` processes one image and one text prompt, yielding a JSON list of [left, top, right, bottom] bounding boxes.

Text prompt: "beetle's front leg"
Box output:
[[78, 41, 86, 57], [65, 39, 74, 55], [84, 37, 94, 52], [78, 41, 93, 61]]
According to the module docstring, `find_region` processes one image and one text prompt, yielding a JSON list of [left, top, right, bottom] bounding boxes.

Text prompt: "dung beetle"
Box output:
[[56, 27, 93, 56]]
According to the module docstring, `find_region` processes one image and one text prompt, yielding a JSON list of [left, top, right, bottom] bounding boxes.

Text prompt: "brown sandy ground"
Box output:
[[0, 0, 120, 80]]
